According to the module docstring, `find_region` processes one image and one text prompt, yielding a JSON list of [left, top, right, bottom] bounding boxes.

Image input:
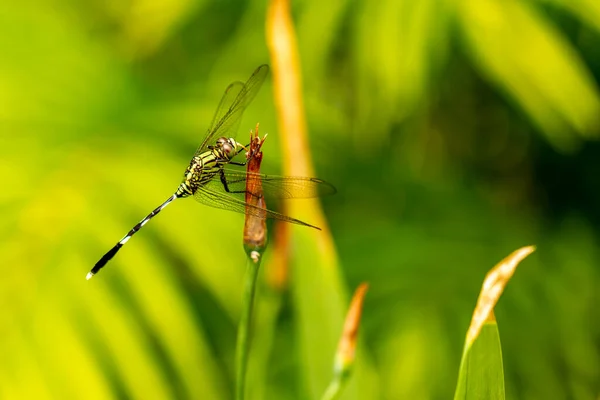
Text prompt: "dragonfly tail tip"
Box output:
[[86, 272, 95, 281]]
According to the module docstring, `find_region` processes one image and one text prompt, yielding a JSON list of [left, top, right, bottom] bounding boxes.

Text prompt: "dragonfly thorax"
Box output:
[[175, 138, 246, 198]]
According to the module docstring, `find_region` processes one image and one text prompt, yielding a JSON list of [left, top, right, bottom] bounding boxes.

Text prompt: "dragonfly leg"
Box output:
[[219, 169, 247, 194]]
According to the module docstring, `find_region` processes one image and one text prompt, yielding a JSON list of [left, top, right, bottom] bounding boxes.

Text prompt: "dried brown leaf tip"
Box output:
[[466, 245, 536, 346], [334, 282, 369, 374], [267, 0, 312, 177], [243, 124, 268, 256]]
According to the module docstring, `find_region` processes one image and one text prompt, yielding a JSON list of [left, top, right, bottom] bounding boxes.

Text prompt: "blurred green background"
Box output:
[[2, 0, 600, 399]]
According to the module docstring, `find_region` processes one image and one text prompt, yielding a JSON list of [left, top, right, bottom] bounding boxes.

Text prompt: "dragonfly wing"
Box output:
[[215, 169, 337, 199], [197, 81, 244, 153], [193, 185, 319, 229], [196, 65, 269, 154]]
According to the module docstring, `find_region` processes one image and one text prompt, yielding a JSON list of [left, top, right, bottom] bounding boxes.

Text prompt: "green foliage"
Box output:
[[1, 0, 600, 399], [454, 322, 505, 400]]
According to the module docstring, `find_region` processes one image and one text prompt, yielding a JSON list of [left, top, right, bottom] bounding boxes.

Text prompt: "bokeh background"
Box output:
[[2, 0, 600, 399]]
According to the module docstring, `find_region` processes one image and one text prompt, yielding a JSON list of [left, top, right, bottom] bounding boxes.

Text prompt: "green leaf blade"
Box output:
[[454, 320, 505, 400]]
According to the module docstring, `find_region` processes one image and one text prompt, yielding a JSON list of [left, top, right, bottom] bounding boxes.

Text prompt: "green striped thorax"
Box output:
[[176, 137, 246, 198]]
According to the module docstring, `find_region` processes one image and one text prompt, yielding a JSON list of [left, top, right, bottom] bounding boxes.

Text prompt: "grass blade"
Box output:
[[454, 246, 536, 400]]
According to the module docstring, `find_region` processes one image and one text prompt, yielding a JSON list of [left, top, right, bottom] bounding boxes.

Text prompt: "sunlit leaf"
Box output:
[[457, 0, 600, 150], [354, 0, 449, 135], [297, 0, 351, 81]]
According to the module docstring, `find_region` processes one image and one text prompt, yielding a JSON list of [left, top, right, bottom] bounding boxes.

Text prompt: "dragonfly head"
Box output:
[[216, 137, 244, 160]]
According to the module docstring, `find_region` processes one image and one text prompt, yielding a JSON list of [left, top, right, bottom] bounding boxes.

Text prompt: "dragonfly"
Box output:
[[86, 64, 335, 280]]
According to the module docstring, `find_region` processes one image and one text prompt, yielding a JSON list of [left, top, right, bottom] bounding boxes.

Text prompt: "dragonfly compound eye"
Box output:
[[222, 141, 234, 156]]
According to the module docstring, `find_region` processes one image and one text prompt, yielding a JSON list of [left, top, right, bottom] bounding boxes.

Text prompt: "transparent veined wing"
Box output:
[[193, 185, 319, 229], [198, 80, 244, 151], [195, 64, 269, 155], [212, 169, 337, 199]]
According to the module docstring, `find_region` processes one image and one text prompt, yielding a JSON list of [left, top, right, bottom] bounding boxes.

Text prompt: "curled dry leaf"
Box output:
[[466, 245, 536, 346]]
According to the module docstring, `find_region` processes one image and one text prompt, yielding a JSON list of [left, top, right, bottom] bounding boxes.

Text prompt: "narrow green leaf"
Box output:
[[290, 225, 348, 399], [454, 320, 505, 400], [289, 223, 378, 400], [454, 246, 534, 400]]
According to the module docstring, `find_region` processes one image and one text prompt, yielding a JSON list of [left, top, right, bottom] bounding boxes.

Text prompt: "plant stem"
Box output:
[[321, 378, 342, 400], [235, 253, 262, 400]]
